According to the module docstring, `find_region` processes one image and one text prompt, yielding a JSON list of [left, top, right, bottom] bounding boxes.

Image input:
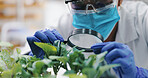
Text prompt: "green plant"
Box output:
[[0, 41, 119, 78], [0, 42, 54, 78]]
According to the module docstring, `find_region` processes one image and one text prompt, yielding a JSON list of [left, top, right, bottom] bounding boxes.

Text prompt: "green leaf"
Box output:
[[41, 59, 52, 65], [65, 74, 87, 78], [60, 42, 69, 56], [0, 42, 13, 47], [18, 57, 27, 67], [53, 40, 60, 47], [73, 47, 85, 53], [0, 50, 15, 69], [0, 59, 7, 71], [97, 51, 108, 63], [53, 40, 69, 56], [49, 56, 68, 64], [32, 61, 45, 74], [1, 70, 12, 78], [83, 55, 97, 68], [21, 69, 31, 77], [64, 70, 76, 75], [11, 63, 22, 77], [84, 57, 94, 67], [7, 58, 15, 69], [53, 40, 61, 56], [1, 49, 11, 61], [28, 55, 40, 62], [20, 55, 32, 59], [69, 53, 79, 71], [97, 64, 120, 77], [93, 51, 108, 70], [69, 49, 85, 64], [11, 52, 19, 61], [34, 42, 57, 57], [69, 49, 85, 72], [42, 74, 56, 78], [88, 54, 96, 59], [16, 48, 21, 54], [72, 62, 83, 67], [82, 68, 96, 78]]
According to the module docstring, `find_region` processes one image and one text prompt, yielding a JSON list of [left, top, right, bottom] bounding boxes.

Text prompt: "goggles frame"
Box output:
[[65, 0, 76, 4], [65, 0, 118, 14]]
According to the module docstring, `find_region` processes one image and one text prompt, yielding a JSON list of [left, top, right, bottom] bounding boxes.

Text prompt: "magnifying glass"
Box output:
[[66, 29, 104, 52]]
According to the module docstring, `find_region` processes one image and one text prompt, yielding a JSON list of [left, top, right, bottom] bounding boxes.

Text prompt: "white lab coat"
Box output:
[[56, 1, 148, 69], [116, 1, 148, 69]]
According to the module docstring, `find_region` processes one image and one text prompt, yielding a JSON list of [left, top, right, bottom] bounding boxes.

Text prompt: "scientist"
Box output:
[[27, 0, 148, 77]]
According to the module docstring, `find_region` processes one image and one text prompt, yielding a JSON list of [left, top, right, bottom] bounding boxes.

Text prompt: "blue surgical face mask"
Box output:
[[72, 6, 120, 40]]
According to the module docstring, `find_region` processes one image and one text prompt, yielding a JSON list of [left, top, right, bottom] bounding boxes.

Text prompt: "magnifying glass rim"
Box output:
[[67, 28, 103, 52]]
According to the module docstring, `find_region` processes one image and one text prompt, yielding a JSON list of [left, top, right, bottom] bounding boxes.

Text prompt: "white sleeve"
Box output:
[[133, 1, 148, 44], [143, 6, 148, 44]]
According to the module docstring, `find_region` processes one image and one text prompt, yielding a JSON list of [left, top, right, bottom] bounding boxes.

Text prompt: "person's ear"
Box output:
[[118, 0, 123, 6]]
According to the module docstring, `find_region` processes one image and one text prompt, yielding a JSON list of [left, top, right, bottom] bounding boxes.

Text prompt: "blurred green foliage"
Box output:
[[0, 41, 119, 78]]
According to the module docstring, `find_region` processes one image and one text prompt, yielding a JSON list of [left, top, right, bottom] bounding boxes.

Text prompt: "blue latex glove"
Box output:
[[91, 42, 148, 78], [27, 29, 64, 59]]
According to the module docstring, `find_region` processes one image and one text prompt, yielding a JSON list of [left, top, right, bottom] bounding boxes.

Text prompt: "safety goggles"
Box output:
[[65, 0, 118, 14]]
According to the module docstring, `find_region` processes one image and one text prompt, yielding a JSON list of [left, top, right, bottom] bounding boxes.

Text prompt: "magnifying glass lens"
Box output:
[[67, 29, 103, 52], [69, 34, 102, 48]]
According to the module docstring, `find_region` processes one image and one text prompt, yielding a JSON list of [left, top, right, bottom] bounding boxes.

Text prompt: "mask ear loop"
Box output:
[[85, 4, 97, 14]]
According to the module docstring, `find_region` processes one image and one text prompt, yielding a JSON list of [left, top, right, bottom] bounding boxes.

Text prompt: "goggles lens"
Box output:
[[71, 0, 113, 10], [66, 0, 117, 14]]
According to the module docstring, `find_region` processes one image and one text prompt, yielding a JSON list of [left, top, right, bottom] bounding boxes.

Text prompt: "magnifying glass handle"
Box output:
[[63, 41, 68, 44]]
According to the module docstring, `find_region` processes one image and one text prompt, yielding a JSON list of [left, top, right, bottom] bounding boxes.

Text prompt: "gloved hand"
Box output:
[[27, 29, 64, 59], [91, 42, 137, 78]]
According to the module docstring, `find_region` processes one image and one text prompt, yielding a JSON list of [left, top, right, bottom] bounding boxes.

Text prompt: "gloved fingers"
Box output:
[[92, 48, 102, 54], [51, 29, 64, 42], [111, 58, 130, 69], [34, 30, 50, 43], [27, 36, 41, 44], [43, 29, 58, 44], [101, 42, 125, 52], [122, 45, 134, 56], [91, 42, 111, 49], [91, 42, 109, 54], [105, 49, 127, 64], [27, 36, 43, 57]]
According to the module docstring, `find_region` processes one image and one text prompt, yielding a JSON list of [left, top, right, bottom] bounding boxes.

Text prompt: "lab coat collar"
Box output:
[[115, 6, 138, 43]]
